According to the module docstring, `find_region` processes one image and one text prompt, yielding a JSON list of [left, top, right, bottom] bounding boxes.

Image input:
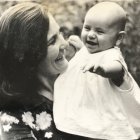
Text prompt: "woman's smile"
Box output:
[[38, 14, 68, 76], [55, 54, 64, 62]]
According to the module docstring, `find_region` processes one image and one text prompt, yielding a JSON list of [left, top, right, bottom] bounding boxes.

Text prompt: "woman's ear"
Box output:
[[116, 31, 126, 46]]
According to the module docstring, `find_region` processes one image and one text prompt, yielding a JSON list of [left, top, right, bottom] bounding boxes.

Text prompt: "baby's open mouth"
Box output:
[[86, 40, 97, 46]]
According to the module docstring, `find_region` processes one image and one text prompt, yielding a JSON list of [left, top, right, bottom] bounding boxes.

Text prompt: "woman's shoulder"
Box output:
[[0, 96, 54, 139], [0, 91, 52, 109]]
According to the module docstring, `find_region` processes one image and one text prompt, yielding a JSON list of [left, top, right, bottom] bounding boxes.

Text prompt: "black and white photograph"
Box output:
[[0, 0, 140, 139]]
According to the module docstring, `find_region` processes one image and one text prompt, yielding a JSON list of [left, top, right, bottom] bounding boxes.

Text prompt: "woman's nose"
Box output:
[[88, 31, 96, 39], [59, 37, 68, 51]]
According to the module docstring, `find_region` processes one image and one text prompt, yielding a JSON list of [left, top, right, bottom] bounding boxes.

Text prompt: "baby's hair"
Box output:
[[87, 2, 127, 31]]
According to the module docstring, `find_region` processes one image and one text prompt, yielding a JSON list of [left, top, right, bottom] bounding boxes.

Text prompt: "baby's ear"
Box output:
[[116, 31, 126, 46]]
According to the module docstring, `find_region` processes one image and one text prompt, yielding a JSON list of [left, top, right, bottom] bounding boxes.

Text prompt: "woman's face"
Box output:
[[38, 14, 68, 76]]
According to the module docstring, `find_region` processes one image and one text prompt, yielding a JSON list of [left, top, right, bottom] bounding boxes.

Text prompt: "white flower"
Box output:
[[0, 113, 19, 132], [44, 132, 53, 139], [36, 112, 52, 130], [22, 111, 52, 131], [22, 112, 35, 129], [0, 113, 19, 125], [2, 124, 12, 132]]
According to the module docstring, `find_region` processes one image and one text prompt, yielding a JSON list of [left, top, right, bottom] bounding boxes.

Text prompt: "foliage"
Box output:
[[120, 0, 140, 84]]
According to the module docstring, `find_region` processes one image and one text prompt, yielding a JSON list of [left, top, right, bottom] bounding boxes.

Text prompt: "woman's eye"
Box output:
[[59, 31, 64, 37], [48, 35, 57, 46], [59, 31, 63, 35]]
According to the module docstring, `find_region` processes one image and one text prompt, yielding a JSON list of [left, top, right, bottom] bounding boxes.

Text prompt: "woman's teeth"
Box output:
[[56, 56, 63, 61]]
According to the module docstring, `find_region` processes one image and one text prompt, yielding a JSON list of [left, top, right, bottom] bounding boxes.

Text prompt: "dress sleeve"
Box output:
[[105, 47, 135, 91], [103, 47, 128, 71]]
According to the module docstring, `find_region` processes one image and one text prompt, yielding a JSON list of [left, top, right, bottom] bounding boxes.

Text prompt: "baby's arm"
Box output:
[[82, 61, 124, 86], [65, 35, 83, 61]]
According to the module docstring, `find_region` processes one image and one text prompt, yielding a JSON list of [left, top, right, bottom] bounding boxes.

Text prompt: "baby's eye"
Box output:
[[48, 35, 57, 46], [96, 30, 104, 34], [84, 26, 90, 31]]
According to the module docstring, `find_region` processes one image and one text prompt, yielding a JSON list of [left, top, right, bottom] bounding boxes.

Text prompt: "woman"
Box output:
[[0, 2, 69, 139]]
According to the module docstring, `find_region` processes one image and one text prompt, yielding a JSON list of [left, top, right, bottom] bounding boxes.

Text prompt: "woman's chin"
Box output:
[[54, 58, 68, 74], [58, 59, 68, 73]]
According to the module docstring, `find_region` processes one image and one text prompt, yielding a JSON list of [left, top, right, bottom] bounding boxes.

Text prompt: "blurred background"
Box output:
[[0, 0, 140, 85]]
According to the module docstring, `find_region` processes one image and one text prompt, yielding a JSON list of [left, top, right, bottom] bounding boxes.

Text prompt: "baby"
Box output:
[[54, 2, 140, 140]]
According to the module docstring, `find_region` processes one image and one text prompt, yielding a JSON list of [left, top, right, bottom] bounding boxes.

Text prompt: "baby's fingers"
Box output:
[[80, 64, 86, 71], [68, 35, 79, 45], [93, 64, 100, 72], [69, 41, 78, 49], [68, 35, 80, 41], [82, 63, 95, 73], [68, 35, 83, 51]]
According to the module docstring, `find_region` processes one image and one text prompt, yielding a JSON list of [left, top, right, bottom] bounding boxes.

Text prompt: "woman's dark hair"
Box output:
[[0, 2, 49, 96]]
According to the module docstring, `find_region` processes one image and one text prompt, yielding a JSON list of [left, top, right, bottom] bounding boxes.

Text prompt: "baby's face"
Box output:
[[81, 11, 119, 53]]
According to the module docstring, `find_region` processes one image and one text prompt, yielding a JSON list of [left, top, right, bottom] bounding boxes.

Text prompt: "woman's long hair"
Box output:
[[0, 2, 49, 97]]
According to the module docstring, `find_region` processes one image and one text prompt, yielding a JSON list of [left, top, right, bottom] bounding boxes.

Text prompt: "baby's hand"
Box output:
[[65, 35, 83, 61], [81, 61, 106, 77], [81, 57, 124, 79], [68, 35, 83, 51]]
